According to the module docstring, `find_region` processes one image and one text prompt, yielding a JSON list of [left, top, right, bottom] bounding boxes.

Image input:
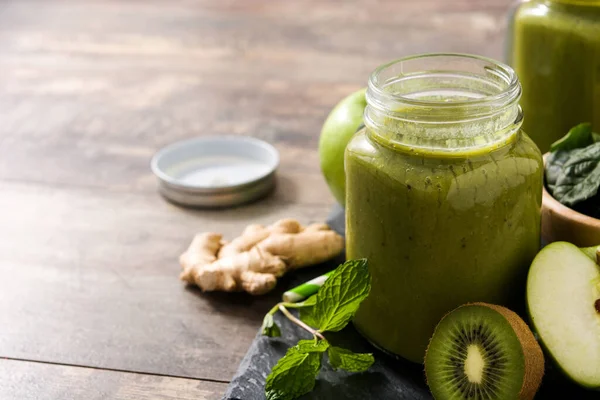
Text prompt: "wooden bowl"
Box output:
[[542, 154, 600, 247]]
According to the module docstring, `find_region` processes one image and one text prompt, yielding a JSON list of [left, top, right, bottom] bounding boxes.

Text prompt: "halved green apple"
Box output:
[[527, 242, 600, 388]]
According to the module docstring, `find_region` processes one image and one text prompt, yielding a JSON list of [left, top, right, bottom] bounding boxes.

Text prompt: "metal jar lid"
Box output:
[[150, 136, 279, 208]]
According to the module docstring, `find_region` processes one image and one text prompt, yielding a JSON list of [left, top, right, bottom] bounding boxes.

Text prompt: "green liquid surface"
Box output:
[[345, 129, 542, 363]]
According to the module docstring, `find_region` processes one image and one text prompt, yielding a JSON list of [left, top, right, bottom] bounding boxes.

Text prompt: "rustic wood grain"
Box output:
[[0, 358, 226, 400], [0, 0, 514, 397], [0, 180, 331, 380]]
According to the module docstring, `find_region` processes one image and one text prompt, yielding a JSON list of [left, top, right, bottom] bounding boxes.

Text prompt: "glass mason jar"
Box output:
[[507, 0, 600, 152], [346, 54, 543, 363]]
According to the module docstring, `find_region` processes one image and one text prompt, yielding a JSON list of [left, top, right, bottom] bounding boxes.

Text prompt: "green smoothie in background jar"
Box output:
[[346, 54, 543, 363], [508, 0, 600, 152]]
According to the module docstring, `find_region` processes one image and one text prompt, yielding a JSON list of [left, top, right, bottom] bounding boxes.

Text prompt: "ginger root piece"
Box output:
[[268, 218, 303, 234], [217, 218, 304, 258], [303, 222, 330, 232], [179, 233, 222, 283], [257, 229, 344, 269], [217, 226, 270, 259], [179, 219, 344, 295], [194, 247, 286, 295]]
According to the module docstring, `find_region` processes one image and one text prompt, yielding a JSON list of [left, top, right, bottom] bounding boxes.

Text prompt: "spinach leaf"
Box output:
[[551, 142, 600, 207], [545, 150, 571, 193], [550, 123, 594, 152]]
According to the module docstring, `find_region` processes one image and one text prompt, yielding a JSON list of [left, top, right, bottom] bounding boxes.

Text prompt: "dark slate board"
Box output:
[[224, 205, 599, 400]]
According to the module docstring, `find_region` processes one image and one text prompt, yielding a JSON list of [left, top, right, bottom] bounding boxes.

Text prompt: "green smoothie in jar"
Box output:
[[508, 0, 600, 152], [346, 54, 543, 363]]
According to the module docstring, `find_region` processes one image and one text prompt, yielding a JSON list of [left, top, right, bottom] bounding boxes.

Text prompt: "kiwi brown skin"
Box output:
[[425, 302, 545, 400]]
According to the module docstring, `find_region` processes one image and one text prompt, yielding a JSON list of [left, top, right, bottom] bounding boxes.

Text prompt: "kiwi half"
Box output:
[[425, 303, 544, 400]]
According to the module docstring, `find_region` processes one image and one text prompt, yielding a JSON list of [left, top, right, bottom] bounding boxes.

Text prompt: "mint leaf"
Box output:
[[296, 339, 329, 353], [264, 260, 374, 399], [265, 340, 327, 400], [328, 346, 374, 373], [261, 314, 281, 337], [306, 259, 371, 332], [299, 295, 318, 327], [301, 294, 317, 307], [550, 122, 594, 152]]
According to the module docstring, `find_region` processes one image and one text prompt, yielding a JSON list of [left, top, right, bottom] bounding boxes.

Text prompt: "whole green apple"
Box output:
[[319, 88, 366, 206]]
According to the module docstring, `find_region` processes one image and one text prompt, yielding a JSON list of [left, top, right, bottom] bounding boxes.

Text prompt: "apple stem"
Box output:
[[595, 299, 600, 314]]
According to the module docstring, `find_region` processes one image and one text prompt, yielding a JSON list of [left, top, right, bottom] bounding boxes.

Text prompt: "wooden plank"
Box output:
[[0, 181, 332, 380], [0, 0, 511, 193], [0, 358, 226, 400]]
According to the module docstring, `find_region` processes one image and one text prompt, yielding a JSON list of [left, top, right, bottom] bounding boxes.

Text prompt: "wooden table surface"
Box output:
[[0, 0, 511, 398]]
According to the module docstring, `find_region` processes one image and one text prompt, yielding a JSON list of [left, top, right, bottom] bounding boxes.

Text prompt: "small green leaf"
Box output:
[[552, 142, 600, 207], [296, 339, 329, 353], [310, 259, 371, 333], [265, 341, 326, 400], [545, 150, 571, 193], [327, 346, 375, 373], [261, 314, 281, 337], [301, 295, 317, 307], [550, 122, 594, 152], [299, 295, 318, 327]]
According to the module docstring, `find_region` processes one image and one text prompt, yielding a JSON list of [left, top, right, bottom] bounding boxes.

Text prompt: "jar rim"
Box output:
[[364, 53, 523, 154], [368, 53, 520, 110]]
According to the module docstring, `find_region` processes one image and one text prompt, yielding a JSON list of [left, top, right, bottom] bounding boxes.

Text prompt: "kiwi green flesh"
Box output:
[[425, 305, 525, 400]]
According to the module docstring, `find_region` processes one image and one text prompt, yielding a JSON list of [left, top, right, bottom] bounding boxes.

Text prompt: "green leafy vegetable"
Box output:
[[261, 313, 281, 337], [327, 346, 374, 373], [296, 339, 330, 353], [550, 123, 595, 152], [262, 259, 373, 400], [545, 150, 571, 193], [298, 295, 318, 328], [551, 142, 600, 207], [301, 294, 317, 307], [546, 123, 600, 219], [265, 341, 326, 400], [302, 258, 371, 332]]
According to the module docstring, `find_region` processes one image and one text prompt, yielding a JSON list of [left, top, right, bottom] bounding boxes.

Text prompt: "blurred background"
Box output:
[[0, 0, 508, 198]]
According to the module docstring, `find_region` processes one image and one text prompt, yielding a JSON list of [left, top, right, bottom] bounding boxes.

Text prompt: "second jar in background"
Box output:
[[508, 0, 600, 152]]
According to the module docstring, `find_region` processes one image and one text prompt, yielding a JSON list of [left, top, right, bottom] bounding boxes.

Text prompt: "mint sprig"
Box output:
[[262, 259, 373, 400], [265, 341, 327, 400]]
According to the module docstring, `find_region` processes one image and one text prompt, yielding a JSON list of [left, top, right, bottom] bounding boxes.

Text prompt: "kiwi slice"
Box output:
[[425, 303, 544, 400]]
